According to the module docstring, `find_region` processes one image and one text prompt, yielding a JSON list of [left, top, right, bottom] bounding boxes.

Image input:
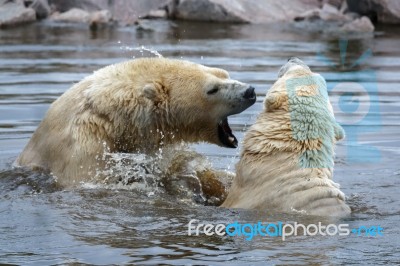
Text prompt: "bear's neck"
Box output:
[[112, 111, 209, 154], [242, 112, 335, 172]]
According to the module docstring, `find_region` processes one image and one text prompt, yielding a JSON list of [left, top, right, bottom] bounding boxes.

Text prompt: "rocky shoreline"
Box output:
[[1, 0, 399, 32]]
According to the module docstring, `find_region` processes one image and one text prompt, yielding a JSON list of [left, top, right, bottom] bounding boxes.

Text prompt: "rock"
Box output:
[[145, 9, 168, 19], [136, 20, 156, 32], [170, 0, 321, 23], [108, 0, 171, 25], [339, 0, 348, 13], [344, 11, 361, 21], [322, 0, 344, 9], [171, 0, 246, 23], [50, 8, 90, 23], [48, 0, 170, 25], [293, 1, 373, 33], [29, 0, 50, 19], [294, 8, 321, 21], [319, 3, 348, 21], [0, 0, 36, 28], [48, 0, 103, 13], [295, 3, 351, 22], [340, 15, 375, 32], [347, 0, 400, 24], [49, 0, 170, 25], [89, 9, 112, 30], [90, 10, 112, 24], [51, 8, 112, 26]]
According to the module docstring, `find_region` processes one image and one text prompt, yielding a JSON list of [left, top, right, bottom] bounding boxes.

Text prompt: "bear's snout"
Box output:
[[243, 86, 256, 100], [287, 56, 302, 63], [278, 57, 311, 78]]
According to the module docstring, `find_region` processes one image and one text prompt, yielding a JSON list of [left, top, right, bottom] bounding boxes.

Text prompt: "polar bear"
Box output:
[[15, 58, 256, 186], [222, 57, 351, 217]]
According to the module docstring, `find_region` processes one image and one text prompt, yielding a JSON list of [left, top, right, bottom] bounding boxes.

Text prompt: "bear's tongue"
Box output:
[[218, 118, 238, 148]]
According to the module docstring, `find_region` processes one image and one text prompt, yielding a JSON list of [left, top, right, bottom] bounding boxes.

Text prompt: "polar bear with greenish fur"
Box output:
[[16, 58, 256, 187], [222, 57, 350, 217]]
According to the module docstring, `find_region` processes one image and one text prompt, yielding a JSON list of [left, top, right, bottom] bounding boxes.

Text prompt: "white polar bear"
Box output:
[[16, 58, 256, 187], [222, 57, 350, 217]]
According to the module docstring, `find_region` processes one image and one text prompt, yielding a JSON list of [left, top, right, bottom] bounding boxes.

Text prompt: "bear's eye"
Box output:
[[207, 86, 219, 95]]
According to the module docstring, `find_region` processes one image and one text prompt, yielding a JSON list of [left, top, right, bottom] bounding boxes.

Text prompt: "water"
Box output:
[[0, 20, 399, 265]]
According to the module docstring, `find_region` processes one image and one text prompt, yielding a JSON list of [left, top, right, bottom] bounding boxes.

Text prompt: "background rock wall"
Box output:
[[1, 0, 399, 31]]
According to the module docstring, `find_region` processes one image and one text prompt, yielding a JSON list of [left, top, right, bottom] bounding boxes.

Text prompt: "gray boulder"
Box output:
[[322, 0, 344, 9], [319, 3, 348, 21], [170, 0, 321, 23], [50, 8, 112, 25], [294, 1, 375, 33], [48, 0, 102, 13], [50, 8, 91, 23], [48, 0, 170, 25], [90, 10, 112, 25], [171, 0, 246, 23], [29, 0, 51, 19], [340, 15, 375, 32], [347, 0, 400, 24], [107, 0, 171, 25], [0, 0, 36, 28], [145, 9, 168, 19]]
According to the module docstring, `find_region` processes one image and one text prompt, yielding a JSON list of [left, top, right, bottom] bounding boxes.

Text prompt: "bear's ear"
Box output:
[[334, 122, 345, 141], [142, 82, 169, 104], [209, 68, 230, 79], [264, 92, 287, 112], [201, 65, 230, 79], [142, 84, 158, 100], [264, 95, 276, 111]]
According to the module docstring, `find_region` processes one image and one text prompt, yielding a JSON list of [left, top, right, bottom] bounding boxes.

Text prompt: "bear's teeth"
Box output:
[[228, 136, 235, 143]]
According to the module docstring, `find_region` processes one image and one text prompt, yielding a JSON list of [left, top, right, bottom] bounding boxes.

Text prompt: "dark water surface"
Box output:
[[0, 21, 399, 265]]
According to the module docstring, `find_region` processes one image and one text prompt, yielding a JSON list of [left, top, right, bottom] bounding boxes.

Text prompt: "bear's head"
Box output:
[[141, 59, 256, 148], [261, 57, 344, 168]]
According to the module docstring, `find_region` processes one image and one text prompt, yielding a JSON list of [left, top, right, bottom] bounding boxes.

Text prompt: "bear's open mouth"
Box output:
[[218, 117, 238, 148]]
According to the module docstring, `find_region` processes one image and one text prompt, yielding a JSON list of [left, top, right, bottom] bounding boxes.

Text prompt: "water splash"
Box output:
[[118, 41, 163, 58], [85, 143, 232, 205]]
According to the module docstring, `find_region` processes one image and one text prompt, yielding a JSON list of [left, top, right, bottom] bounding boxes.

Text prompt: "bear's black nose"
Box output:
[[243, 86, 256, 100]]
